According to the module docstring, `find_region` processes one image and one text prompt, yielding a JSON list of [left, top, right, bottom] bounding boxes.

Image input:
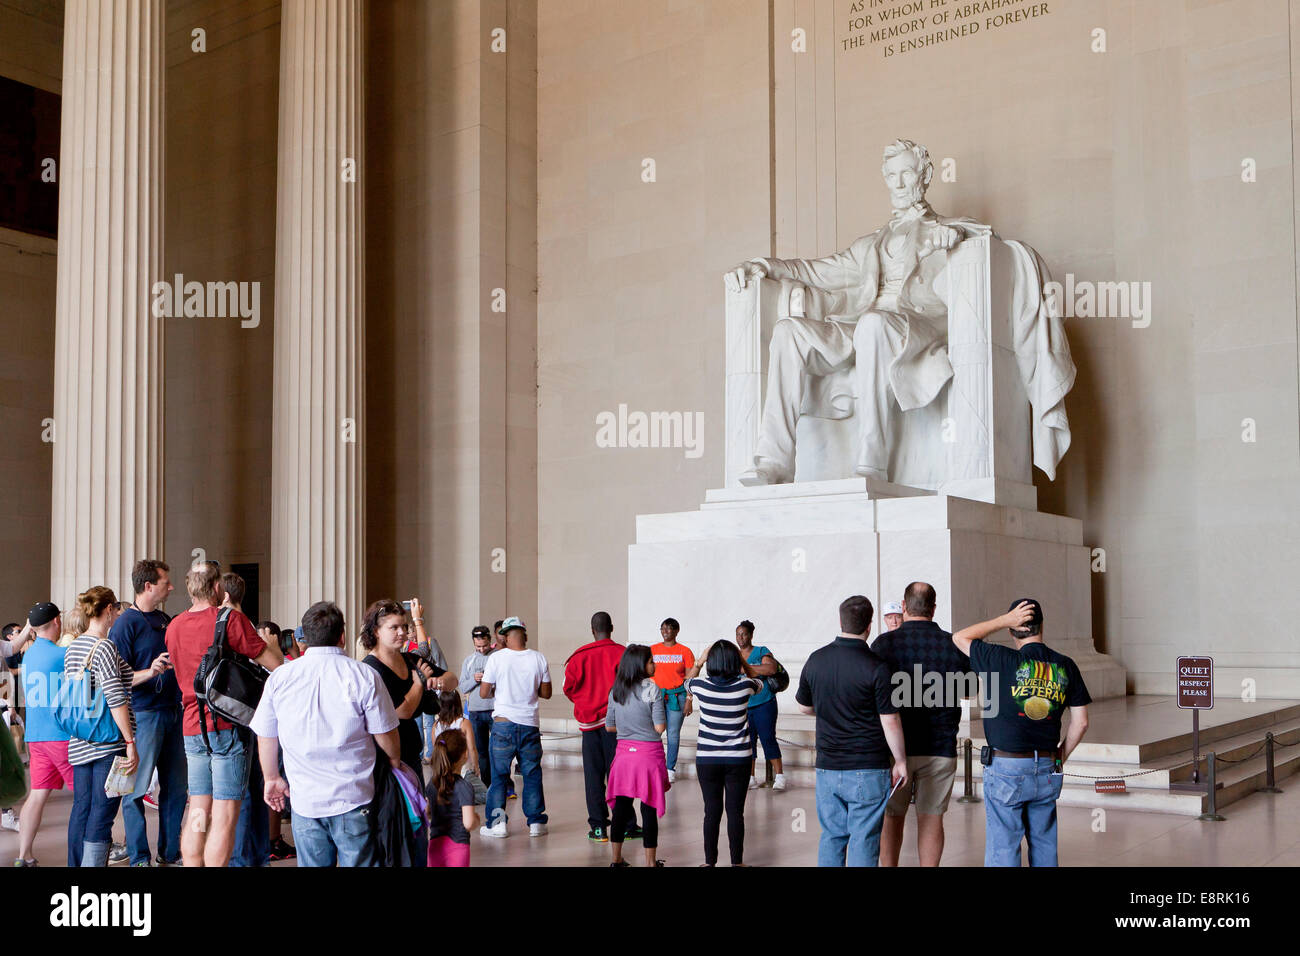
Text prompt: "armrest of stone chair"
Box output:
[[724, 277, 808, 486], [934, 234, 1037, 510]]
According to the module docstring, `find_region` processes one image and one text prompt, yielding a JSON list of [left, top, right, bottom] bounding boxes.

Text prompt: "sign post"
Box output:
[[1177, 656, 1214, 783]]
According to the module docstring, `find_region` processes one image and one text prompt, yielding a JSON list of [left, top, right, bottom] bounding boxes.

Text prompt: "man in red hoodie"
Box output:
[[563, 611, 631, 842]]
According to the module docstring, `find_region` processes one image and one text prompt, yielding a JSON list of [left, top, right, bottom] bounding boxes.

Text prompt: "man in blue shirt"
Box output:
[[12, 604, 66, 866], [108, 559, 181, 866]]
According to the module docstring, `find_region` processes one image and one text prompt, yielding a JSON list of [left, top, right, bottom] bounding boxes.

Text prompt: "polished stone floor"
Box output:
[[5, 765, 1300, 867]]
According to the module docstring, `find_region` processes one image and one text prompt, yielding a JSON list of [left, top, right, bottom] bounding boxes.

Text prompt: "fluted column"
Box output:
[[50, 0, 165, 608], [271, 0, 365, 645]]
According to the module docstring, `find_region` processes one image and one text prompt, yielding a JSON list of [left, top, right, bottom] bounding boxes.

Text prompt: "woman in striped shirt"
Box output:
[[64, 586, 138, 867], [685, 641, 762, 866]]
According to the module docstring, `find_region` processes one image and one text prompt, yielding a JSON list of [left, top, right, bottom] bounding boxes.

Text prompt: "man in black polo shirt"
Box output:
[[796, 595, 907, 867], [954, 598, 1091, 867], [872, 581, 971, 867]]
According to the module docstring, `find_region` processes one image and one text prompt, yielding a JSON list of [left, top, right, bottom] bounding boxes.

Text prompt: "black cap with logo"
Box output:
[[28, 602, 61, 628]]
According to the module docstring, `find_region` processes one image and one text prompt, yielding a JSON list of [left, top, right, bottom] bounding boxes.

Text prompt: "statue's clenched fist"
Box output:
[[919, 223, 962, 258], [934, 224, 961, 249], [724, 259, 769, 293]]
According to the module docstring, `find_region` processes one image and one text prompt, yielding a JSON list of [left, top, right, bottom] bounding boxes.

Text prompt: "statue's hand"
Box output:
[[724, 259, 768, 293], [928, 224, 962, 252]]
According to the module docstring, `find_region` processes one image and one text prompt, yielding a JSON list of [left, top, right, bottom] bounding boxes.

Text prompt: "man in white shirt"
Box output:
[[252, 601, 401, 867], [479, 616, 551, 838]]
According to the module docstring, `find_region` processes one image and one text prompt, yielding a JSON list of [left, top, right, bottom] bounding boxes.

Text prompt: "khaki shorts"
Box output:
[[885, 755, 957, 817]]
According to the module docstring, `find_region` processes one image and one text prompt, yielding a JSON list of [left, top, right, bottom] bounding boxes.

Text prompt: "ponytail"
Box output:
[[426, 728, 467, 810]]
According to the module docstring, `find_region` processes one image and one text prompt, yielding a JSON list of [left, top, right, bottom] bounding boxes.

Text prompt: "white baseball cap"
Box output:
[[883, 601, 904, 616]]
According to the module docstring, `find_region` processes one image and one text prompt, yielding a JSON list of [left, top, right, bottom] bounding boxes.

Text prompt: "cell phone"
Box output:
[[402, 600, 413, 613], [888, 775, 906, 801]]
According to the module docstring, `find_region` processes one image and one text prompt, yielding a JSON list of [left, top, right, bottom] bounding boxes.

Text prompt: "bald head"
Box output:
[[903, 581, 936, 620]]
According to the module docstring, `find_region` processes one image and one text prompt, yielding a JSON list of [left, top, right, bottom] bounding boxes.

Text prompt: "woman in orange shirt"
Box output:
[[649, 619, 694, 782]]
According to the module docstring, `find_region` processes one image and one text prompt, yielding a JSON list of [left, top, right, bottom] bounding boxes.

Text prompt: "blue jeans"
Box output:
[[293, 805, 377, 867], [467, 710, 494, 779], [982, 756, 1063, 867], [183, 727, 250, 800], [231, 733, 270, 867], [486, 720, 546, 827], [68, 753, 123, 867], [748, 697, 782, 762], [815, 767, 890, 867], [122, 705, 187, 865], [420, 713, 439, 760], [666, 705, 686, 771]]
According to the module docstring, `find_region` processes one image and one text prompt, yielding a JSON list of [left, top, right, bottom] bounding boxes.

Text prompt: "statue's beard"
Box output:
[[889, 184, 925, 209]]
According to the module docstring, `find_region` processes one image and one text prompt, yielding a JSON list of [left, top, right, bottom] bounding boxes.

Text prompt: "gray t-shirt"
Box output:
[[605, 679, 666, 742], [459, 649, 494, 712]]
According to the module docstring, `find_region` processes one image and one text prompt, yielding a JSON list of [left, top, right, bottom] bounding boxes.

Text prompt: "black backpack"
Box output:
[[764, 656, 791, 695], [194, 608, 268, 752]]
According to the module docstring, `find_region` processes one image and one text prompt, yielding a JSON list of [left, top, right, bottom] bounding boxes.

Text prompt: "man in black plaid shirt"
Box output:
[[872, 582, 972, 866]]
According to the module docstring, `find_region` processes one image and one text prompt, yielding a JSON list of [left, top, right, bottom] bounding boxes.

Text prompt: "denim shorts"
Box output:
[[183, 727, 250, 801]]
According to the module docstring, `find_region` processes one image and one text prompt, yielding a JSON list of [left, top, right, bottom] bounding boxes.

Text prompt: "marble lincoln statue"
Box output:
[[724, 138, 1076, 487]]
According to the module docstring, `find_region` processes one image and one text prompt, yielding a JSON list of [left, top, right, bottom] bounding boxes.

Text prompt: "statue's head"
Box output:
[[881, 139, 933, 210]]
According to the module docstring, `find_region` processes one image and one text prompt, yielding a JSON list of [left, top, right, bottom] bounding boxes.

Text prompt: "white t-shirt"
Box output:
[[481, 648, 551, 727]]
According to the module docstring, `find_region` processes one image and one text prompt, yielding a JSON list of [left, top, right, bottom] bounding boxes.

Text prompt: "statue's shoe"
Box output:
[[854, 464, 890, 482], [738, 460, 793, 486]]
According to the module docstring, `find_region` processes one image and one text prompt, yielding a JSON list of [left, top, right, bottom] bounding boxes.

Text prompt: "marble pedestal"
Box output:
[[629, 480, 1127, 710]]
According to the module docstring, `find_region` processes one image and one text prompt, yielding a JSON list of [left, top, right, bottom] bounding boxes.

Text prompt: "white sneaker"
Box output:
[[748, 776, 759, 790], [479, 822, 508, 839], [772, 773, 787, 791], [667, 769, 677, 783], [0, 809, 18, 832], [529, 823, 548, 837]]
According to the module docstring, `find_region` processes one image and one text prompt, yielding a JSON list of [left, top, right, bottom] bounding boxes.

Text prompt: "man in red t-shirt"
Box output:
[[166, 563, 282, 867], [563, 611, 626, 842]]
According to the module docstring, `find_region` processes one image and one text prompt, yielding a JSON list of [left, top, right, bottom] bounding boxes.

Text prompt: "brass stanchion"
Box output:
[[956, 738, 980, 804], [1197, 752, 1226, 821], [1258, 732, 1283, 794]]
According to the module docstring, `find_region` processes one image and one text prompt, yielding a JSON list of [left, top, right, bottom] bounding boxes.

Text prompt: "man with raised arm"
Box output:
[[953, 598, 1091, 867]]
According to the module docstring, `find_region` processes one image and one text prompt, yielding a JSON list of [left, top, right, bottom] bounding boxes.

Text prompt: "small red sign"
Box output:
[[1176, 656, 1214, 710], [1095, 779, 1127, 794]]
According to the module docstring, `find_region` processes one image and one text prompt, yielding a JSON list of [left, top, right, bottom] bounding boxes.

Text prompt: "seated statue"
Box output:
[[724, 139, 1076, 488]]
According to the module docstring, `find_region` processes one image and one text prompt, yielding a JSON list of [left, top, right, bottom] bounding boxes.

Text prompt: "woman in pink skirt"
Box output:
[[605, 645, 669, 867]]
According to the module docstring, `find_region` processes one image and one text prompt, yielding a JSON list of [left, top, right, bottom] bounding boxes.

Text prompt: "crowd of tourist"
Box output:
[[0, 557, 1091, 868]]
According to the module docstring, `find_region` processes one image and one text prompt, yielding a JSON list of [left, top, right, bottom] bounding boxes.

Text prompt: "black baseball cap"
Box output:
[[1007, 597, 1044, 629], [28, 602, 61, 628], [471, 625, 491, 638]]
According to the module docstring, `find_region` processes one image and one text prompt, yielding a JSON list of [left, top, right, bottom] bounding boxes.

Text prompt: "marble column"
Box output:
[[50, 0, 165, 608], [270, 0, 366, 645]]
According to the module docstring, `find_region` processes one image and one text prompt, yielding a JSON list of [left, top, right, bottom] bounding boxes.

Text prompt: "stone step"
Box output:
[[536, 750, 1206, 813], [537, 722, 1300, 816], [1163, 717, 1300, 781]]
